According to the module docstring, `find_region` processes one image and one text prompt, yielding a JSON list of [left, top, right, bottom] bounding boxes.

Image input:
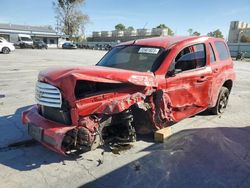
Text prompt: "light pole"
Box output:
[[237, 30, 243, 53]]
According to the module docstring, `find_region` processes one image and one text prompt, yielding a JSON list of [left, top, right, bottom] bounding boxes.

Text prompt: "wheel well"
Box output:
[[222, 80, 233, 93]]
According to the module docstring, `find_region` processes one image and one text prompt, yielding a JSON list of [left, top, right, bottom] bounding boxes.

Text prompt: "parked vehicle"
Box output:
[[22, 36, 235, 155], [16, 34, 33, 48], [0, 37, 15, 54], [93, 43, 112, 50], [33, 41, 48, 49], [236, 51, 246, 61], [62, 42, 77, 49], [103, 44, 112, 51]]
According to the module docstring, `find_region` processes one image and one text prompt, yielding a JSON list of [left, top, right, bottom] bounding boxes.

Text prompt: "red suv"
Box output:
[[22, 36, 235, 155]]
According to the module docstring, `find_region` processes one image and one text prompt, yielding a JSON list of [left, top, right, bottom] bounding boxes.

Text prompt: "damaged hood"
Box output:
[[38, 66, 157, 106], [38, 66, 157, 87]]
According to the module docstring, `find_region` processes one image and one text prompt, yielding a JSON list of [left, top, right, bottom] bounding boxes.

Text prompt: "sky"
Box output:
[[0, 0, 250, 39]]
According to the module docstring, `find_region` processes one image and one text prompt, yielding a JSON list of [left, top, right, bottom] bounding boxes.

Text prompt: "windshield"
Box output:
[[97, 45, 166, 72], [20, 37, 32, 41], [0, 37, 7, 42]]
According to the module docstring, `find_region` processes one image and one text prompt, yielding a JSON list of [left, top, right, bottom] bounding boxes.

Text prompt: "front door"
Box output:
[[165, 43, 212, 122]]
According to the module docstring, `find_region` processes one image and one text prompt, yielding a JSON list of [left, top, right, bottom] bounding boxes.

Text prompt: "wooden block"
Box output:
[[154, 127, 172, 142]]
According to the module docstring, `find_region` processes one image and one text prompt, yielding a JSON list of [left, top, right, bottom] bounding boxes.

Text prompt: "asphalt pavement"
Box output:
[[0, 49, 250, 188]]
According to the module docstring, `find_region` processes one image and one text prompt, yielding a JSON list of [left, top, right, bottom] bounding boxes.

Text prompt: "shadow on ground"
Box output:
[[0, 105, 68, 170], [1, 106, 250, 187], [83, 126, 250, 188], [0, 105, 32, 147]]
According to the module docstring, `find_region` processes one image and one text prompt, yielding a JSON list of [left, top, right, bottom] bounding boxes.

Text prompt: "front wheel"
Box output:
[[210, 87, 230, 115], [2, 47, 10, 54]]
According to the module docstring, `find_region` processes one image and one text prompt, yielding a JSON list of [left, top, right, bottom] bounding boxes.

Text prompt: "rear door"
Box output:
[[165, 42, 212, 121], [208, 41, 222, 106], [209, 40, 232, 106]]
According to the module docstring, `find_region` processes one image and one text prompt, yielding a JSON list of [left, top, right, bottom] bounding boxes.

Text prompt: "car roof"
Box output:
[[117, 36, 222, 49]]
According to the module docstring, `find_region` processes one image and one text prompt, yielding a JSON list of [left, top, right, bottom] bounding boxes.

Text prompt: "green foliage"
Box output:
[[72, 35, 86, 42], [240, 35, 250, 43], [187, 29, 200, 36], [156, 24, 168, 29], [115, 24, 126, 31], [127, 26, 134, 31], [156, 24, 174, 36], [53, 0, 89, 38], [187, 28, 193, 36], [207, 29, 224, 38], [192, 31, 200, 36]]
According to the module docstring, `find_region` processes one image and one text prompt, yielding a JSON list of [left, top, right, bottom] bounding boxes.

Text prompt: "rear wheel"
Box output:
[[210, 87, 230, 115], [2, 47, 10, 54]]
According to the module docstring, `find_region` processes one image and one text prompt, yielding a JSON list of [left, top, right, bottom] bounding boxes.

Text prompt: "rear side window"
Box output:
[[214, 41, 230, 61], [174, 43, 206, 72], [209, 44, 216, 63]]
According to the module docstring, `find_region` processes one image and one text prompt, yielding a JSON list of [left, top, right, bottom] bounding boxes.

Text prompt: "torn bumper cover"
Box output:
[[22, 106, 75, 155]]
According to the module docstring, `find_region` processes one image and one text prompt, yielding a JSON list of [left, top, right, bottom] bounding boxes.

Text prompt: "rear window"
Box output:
[[214, 41, 230, 61]]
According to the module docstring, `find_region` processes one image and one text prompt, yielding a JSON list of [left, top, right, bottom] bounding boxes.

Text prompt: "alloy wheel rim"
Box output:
[[3, 48, 9, 54]]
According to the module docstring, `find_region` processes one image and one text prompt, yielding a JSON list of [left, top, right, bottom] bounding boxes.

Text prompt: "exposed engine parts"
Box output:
[[62, 108, 139, 154], [104, 109, 136, 143]]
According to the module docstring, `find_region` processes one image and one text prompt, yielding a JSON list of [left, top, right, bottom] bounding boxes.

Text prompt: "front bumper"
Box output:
[[22, 105, 75, 155]]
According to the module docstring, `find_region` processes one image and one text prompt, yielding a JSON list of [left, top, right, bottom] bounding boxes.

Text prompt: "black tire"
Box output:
[[210, 87, 230, 115], [2, 47, 10, 54]]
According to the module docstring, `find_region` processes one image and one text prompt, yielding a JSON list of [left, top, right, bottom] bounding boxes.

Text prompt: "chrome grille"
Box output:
[[35, 82, 62, 108]]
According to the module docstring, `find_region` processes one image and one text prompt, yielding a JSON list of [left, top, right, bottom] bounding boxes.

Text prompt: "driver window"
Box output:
[[174, 43, 206, 73]]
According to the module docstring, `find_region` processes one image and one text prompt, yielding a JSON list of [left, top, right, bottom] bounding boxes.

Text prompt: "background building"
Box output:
[[227, 21, 250, 57], [88, 28, 169, 42], [0, 23, 68, 48], [228, 21, 250, 43]]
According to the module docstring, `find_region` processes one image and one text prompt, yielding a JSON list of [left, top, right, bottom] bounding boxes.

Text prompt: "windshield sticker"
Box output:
[[138, 48, 160, 54]]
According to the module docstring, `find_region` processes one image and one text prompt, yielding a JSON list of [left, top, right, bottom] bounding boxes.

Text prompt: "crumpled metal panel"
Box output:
[[76, 92, 147, 116], [38, 66, 157, 107]]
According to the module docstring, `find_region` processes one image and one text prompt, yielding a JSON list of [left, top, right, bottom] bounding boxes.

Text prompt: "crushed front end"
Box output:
[[22, 68, 162, 155]]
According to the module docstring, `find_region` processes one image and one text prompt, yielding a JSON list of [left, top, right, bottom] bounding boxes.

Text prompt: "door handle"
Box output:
[[197, 76, 207, 83]]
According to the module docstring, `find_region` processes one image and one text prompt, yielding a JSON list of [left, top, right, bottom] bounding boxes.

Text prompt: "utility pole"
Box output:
[[237, 30, 243, 53]]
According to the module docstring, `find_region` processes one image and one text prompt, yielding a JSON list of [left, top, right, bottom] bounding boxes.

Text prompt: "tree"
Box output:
[[240, 35, 250, 43], [192, 31, 200, 36], [187, 29, 200, 36], [127, 26, 134, 31], [207, 29, 224, 38], [156, 24, 168, 29], [53, 0, 89, 38], [187, 28, 193, 36], [156, 24, 174, 36], [115, 23, 126, 31]]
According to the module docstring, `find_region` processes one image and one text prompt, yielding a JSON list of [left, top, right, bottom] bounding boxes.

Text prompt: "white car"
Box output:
[[0, 37, 15, 54]]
